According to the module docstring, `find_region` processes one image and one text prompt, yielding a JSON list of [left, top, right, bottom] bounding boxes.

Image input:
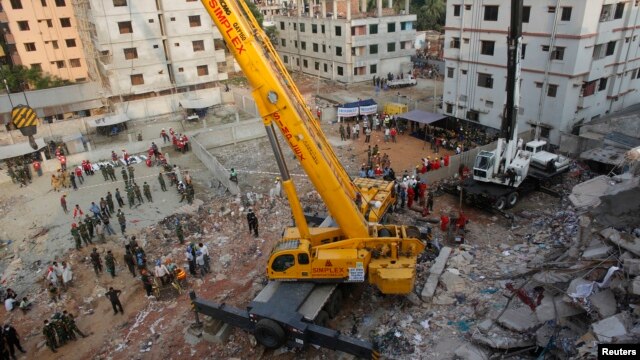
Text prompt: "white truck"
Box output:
[[387, 75, 417, 88], [525, 140, 570, 173]]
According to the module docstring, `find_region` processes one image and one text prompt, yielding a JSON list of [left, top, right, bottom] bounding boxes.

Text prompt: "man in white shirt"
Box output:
[[198, 242, 210, 272], [62, 261, 73, 290], [4, 297, 17, 311], [154, 260, 170, 285]]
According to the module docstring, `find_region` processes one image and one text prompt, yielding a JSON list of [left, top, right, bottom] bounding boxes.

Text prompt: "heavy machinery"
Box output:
[[445, 0, 568, 211], [190, 0, 426, 357]]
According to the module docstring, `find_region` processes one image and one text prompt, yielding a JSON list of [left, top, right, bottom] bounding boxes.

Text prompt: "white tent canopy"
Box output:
[[179, 97, 216, 109], [86, 113, 130, 128]]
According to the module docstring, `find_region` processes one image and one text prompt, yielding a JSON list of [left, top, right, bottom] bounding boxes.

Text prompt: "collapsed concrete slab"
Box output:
[[623, 258, 640, 276], [420, 247, 452, 301], [582, 244, 612, 260], [440, 270, 466, 293], [589, 290, 617, 318], [430, 247, 452, 275], [497, 308, 541, 332], [591, 312, 631, 342], [631, 276, 640, 295], [421, 273, 440, 301], [535, 296, 584, 322], [454, 342, 489, 360], [601, 228, 640, 256], [532, 271, 575, 284], [472, 325, 535, 349]]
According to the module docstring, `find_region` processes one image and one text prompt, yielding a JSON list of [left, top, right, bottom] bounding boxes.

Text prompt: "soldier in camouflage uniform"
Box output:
[[78, 221, 92, 246], [100, 164, 108, 181], [43, 320, 58, 353], [158, 172, 167, 191], [143, 182, 153, 202], [117, 209, 126, 234], [121, 168, 129, 186], [105, 250, 117, 278], [84, 215, 94, 238], [133, 183, 144, 203], [62, 311, 87, 338], [71, 223, 82, 250], [52, 314, 70, 346], [127, 185, 136, 208], [106, 191, 115, 213], [127, 165, 135, 182], [176, 220, 185, 244], [107, 164, 117, 181]]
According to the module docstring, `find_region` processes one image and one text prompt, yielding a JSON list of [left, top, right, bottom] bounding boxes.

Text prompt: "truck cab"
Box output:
[[525, 140, 570, 173]]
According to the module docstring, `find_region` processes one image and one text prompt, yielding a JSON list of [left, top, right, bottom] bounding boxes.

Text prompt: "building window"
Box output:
[[369, 24, 378, 34], [54, 60, 65, 68], [486, 100, 494, 108], [153, 44, 159, 48], [593, 44, 604, 59], [453, 5, 461, 16], [369, 44, 378, 54], [312, 24, 317, 33], [280, 21, 285, 30], [314, 62, 319, 70], [118, 21, 132, 34], [60, 18, 71, 27], [17, 21, 30, 31], [561, 7, 572, 21], [481, 40, 495, 56], [301, 41, 306, 50], [55, 0, 65, 6], [300, 23, 305, 32], [192, 40, 205, 52], [197, 65, 209, 76], [65, 38, 76, 47], [322, 44, 326, 53], [280, 39, 286, 47], [313, 43, 318, 52], [614, 3, 625, 19], [69, 58, 81, 68], [178, 67, 184, 72], [551, 46, 565, 60], [461, 69, 467, 75], [41, 0, 46, 6], [547, 6, 556, 13], [484, 5, 499, 21], [31, 63, 42, 71], [24, 42, 36, 52], [321, 25, 325, 33], [521, 44, 527, 59], [387, 42, 395, 52], [124, 47, 138, 59], [322, 63, 326, 72], [293, 23, 296, 30], [451, 37, 460, 49], [387, 23, 395, 32], [447, 67, 454, 78], [335, 26, 341, 36], [542, 45, 550, 52], [522, 6, 530, 23], [446, 103, 453, 113], [51, 40, 59, 49], [283, 55, 288, 64], [130, 74, 144, 85], [477, 73, 493, 88], [337, 66, 343, 75], [10, 0, 23, 9], [336, 46, 342, 56], [170, 17, 176, 21], [606, 41, 616, 56], [113, 0, 127, 6], [175, 43, 180, 47], [294, 40, 297, 48], [599, 77, 608, 91], [303, 59, 308, 68], [547, 84, 558, 97], [370, 64, 377, 74], [189, 15, 201, 27], [467, 110, 479, 121], [46, 19, 53, 28]]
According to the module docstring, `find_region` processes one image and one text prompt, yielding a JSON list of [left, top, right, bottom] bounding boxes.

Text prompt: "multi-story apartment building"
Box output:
[[443, 0, 640, 144], [256, 0, 288, 26], [274, 0, 416, 83], [73, 0, 228, 116], [0, 0, 89, 82]]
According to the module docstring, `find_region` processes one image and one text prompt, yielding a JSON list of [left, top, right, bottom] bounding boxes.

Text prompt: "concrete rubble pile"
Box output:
[[365, 174, 640, 360]]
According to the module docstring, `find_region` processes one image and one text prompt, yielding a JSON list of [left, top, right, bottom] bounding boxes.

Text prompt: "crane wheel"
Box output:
[[326, 289, 343, 318], [506, 192, 519, 208], [494, 196, 507, 211], [255, 319, 285, 348], [314, 310, 330, 326]]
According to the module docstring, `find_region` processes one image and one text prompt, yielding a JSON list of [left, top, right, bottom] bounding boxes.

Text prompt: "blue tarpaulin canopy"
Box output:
[[341, 99, 376, 108], [397, 109, 446, 124], [337, 99, 377, 117]]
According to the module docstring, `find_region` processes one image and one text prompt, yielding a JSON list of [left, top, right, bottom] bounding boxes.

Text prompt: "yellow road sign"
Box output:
[[11, 105, 38, 128]]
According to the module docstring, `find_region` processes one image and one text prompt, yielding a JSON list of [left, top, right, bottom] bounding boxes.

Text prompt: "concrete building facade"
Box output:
[[0, 0, 89, 82], [73, 0, 228, 118], [274, 0, 416, 83], [442, 0, 640, 144]]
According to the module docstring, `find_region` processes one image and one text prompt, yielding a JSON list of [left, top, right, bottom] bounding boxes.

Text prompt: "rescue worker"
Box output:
[[229, 168, 238, 184], [186, 184, 194, 205], [143, 182, 152, 202], [426, 191, 434, 213], [127, 165, 135, 182], [52, 314, 69, 346], [70, 223, 81, 250], [105, 250, 116, 277], [115, 188, 125, 208], [33, 158, 42, 176], [107, 164, 117, 181], [133, 183, 144, 204], [60, 194, 68, 214], [105, 287, 124, 314], [247, 208, 259, 237], [158, 172, 167, 192], [140, 270, 154, 297], [62, 311, 87, 338], [90, 248, 103, 276], [123, 246, 137, 277], [106, 191, 115, 213], [176, 219, 184, 244], [42, 320, 58, 353], [117, 209, 126, 234], [121, 167, 128, 185], [3, 323, 27, 357], [100, 164, 108, 181]]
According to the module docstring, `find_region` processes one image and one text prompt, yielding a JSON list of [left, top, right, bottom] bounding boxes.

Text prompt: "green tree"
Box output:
[[412, 0, 446, 32], [0, 65, 68, 92], [244, 1, 265, 29]]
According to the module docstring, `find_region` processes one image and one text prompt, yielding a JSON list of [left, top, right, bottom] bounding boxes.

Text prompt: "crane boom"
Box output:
[[201, 0, 368, 239]]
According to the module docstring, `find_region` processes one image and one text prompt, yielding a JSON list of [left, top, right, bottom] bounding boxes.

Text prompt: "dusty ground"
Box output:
[[0, 74, 571, 360]]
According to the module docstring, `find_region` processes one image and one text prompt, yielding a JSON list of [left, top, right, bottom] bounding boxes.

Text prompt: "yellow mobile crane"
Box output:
[[190, 0, 425, 356]]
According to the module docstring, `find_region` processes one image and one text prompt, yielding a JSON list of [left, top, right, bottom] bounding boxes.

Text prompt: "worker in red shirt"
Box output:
[[444, 155, 450, 167], [440, 213, 450, 232], [58, 155, 67, 171], [456, 212, 468, 231], [33, 159, 42, 177], [75, 166, 84, 184], [407, 186, 414, 208]]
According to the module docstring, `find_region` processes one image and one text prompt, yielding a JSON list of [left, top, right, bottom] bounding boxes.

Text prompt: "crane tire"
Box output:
[[506, 192, 519, 208], [314, 310, 330, 326], [255, 319, 285, 349], [494, 196, 507, 211], [326, 289, 343, 318]]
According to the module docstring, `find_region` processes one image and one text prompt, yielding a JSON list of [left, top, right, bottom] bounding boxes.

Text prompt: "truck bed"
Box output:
[[250, 281, 336, 322]]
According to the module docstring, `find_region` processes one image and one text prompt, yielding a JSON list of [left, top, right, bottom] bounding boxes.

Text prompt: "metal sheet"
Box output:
[[86, 113, 129, 128], [0, 138, 46, 160]]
